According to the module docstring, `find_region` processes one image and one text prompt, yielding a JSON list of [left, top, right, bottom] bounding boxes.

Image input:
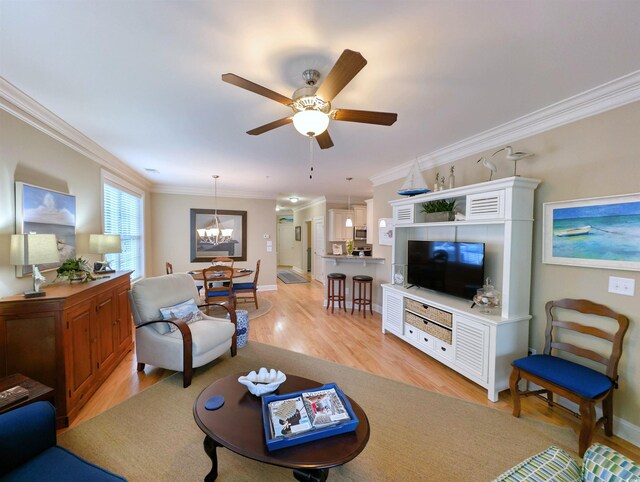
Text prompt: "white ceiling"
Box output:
[[2, 1, 640, 210]]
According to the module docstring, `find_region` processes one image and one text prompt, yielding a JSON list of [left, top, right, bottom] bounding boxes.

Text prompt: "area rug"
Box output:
[[277, 269, 309, 284], [58, 342, 577, 482], [205, 298, 272, 320]]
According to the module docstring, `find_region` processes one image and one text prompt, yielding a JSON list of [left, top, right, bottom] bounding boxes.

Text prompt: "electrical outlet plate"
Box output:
[[608, 276, 635, 296]]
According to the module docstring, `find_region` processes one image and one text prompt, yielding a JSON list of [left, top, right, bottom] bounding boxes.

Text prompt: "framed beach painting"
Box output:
[[190, 209, 247, 262], [543, 192, 640, 271], [15, 182, 77, 277]]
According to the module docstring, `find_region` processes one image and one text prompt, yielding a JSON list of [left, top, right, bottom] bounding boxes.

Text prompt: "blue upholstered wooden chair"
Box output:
[[0, 401, 126, 480], [233, 259, 260, 309], [509, 299, 629, 457], [203, 265, 236, 310]]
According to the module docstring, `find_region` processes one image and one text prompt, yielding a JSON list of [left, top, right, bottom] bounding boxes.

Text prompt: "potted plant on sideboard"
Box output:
[[55, 257, 96, 283]]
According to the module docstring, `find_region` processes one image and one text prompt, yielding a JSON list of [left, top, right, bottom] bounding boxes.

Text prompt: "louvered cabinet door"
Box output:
[[382, 288, 403, 335], [465, 190, 504, 220], [453, 315, 489, 383], [393, 204, 414, 224]]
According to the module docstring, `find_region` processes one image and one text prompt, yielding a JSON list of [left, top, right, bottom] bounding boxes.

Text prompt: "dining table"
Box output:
[[188, 267, 253, 282]]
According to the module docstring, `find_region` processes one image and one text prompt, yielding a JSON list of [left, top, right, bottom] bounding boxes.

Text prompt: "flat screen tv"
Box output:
[[407, 240, 485, 300]]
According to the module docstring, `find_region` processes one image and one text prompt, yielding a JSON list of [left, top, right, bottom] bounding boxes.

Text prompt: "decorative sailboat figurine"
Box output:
[[398, 160, 430, 196]]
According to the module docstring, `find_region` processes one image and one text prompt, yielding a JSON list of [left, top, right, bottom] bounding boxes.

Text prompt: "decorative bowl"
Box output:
[[238, 368, 286, 396]]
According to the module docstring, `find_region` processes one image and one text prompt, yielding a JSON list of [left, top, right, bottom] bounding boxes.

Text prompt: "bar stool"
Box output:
[[351, 275, 373, 318], [326, 273, 347, 314]]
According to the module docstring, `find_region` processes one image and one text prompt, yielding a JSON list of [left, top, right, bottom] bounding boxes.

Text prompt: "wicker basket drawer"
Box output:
[[405, 312, 453, 344], [405, 299, 453, 328]]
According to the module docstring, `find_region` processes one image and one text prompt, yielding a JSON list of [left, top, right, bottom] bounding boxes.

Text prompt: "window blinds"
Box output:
[[103, 182, 143, 279]]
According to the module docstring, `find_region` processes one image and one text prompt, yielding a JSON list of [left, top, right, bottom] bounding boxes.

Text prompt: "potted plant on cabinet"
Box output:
[[421, 199, 456, 222], [55, 257, 96, 283]]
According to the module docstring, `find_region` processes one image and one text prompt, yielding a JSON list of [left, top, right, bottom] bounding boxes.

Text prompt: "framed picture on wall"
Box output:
[[190, 209, 247, 262], [295, 225, 301, 241], [542, 192, 640, 271], [378, 218, 393, 246], [15, 182, 76, 277]]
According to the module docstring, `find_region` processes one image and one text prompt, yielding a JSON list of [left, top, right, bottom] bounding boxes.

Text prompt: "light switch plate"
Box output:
[[608, 276, 635, 296]]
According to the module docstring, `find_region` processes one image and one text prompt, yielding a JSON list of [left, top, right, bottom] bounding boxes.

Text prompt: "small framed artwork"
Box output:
[[15, 182, 77, 277], [190, 209, 247, 262], [378, 218, 393, 246], [543, 192, 640, 271], [295, 225, 301, 241]]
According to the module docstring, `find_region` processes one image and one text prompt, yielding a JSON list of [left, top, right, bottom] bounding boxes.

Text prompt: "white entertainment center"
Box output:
[[382, 176, 540, 401]]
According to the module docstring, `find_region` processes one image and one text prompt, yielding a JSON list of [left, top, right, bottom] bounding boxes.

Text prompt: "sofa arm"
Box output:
[[582, 443, 640, 481], [0, 401, 57, 475]]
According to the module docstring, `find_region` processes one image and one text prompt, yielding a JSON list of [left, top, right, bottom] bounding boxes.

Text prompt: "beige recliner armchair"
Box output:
[[129, 273, 237, 388]]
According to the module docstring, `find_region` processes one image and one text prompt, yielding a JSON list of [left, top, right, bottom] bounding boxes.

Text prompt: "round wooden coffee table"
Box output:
[[193, 373, 370, 482]]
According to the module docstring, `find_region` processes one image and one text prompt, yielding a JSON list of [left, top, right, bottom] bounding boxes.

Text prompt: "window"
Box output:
[[102, 173, 144, 280]]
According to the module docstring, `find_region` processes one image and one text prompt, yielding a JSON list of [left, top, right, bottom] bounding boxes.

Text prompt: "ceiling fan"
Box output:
[[221, 49, 398, 149]]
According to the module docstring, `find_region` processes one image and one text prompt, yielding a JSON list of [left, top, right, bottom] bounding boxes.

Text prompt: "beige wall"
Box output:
[[150, 193, 277, 287], [0, 110, 152, 298], [373, 101, 640, 426]]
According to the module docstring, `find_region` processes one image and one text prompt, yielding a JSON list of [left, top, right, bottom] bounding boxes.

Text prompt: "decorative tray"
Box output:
[[261, 383, 359, 451]]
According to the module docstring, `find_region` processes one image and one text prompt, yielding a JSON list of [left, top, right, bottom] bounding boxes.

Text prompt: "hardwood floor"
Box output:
[[66, 269, 640, 460]]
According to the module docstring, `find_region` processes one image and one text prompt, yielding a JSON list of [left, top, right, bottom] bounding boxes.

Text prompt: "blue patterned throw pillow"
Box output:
[[582, 443, 640, 482], [158, 299, 204, 334]]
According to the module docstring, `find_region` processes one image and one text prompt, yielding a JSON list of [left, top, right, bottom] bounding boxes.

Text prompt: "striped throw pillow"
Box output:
[[492, 446, 581, 482]]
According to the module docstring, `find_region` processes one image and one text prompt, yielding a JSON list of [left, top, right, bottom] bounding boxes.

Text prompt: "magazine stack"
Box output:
[[261, 383, 359, 451]]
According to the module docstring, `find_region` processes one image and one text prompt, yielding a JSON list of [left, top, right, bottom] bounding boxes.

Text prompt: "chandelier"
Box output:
[[196, 175, 233, 245]]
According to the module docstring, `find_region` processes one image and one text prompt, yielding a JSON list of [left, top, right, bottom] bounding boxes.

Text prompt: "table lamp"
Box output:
[[89, 234, 121, 274], [10, 233, 59, 298]]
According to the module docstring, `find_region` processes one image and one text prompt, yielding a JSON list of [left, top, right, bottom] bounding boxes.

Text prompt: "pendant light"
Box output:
[[345, 177, 353, 228], [197, 175, 232, 245]]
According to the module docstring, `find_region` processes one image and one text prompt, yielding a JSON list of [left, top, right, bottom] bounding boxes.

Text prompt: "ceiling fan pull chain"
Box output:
[[309, 136, 314, 179]]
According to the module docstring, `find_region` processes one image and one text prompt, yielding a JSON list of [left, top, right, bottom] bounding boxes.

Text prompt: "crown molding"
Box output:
[[0, 77, 152, 191], [292, 196, 326, 212], [370, 69, 640, 186], [151, 183, 276, 200]]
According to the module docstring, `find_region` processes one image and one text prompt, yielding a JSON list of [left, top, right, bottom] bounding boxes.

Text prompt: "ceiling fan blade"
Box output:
[[333, 109, 398, 126], [316, 130, 334, 149], [222, 73, 292, 106], [247, 116, 293, 135], [315, 49, 367, 102]]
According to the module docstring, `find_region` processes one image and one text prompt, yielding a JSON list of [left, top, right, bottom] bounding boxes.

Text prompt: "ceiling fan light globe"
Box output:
[[293, 110, 329, 137]]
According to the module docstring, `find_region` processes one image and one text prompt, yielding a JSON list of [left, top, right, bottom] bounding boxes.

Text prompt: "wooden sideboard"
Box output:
[[0, 271, 133, 427]]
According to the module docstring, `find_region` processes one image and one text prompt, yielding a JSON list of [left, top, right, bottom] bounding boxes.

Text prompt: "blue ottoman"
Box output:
[[228, 309, 249, 348]]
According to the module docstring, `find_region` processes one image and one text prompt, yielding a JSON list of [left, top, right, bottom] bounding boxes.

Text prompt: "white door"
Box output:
[[312, 216, 325, 282], [277, 224, 296, 266]]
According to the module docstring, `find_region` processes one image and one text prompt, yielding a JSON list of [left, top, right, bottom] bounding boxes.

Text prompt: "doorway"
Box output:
[[305, 220, 312, 272]]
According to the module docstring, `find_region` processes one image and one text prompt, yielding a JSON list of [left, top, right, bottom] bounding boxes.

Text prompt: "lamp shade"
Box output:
[[292, 110, 329, 137], [10, 234, 59, 265], [89, 234, 122, 254]]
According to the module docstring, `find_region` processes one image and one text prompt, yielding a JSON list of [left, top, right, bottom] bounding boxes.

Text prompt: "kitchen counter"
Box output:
[[321, 255, 385, 266]]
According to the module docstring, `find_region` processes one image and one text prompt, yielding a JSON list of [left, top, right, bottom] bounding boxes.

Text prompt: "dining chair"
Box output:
[[202, 265, 236, 310], [211, 256, 234, 268], [165, 261, 173, 274], [509, 298, 630, 456], [233, 259, 260, 309]]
